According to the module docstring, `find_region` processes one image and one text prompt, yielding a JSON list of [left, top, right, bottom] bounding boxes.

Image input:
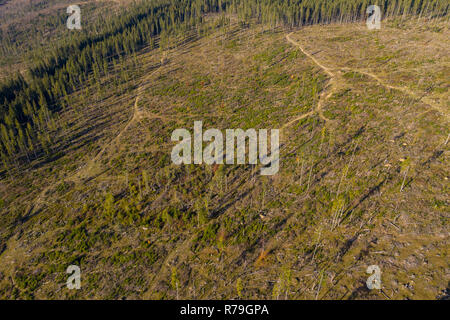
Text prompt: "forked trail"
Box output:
[[339, 67, 449, 121], [283, 32, 449, 130], [86, 65, 165, 169], [29, 61, 165, 215], [283, 33, 337, 130]]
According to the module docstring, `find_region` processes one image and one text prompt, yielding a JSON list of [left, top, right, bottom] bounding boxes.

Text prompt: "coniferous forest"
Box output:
[[0, 0, 448, 171]]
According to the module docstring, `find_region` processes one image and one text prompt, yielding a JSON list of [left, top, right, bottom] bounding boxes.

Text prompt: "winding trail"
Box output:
[[282, 33, 337, 130], [283, 32, 449, 130], [85, 65, 165, 171], [340, 67, 448, 121], [29, 61, 165, 215]]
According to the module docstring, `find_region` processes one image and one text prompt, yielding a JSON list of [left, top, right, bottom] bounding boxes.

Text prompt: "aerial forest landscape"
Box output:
[[0, 0, 448, 301]]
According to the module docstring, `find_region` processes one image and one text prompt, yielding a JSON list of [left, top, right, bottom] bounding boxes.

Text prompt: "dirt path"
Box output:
[[282, 33, 337, 130], [28, 61, 165, 215], [72, 63, 163, 177], [85, 67, 161, 170], [284, 32, 448, 127], [340, 67, 448, 121]]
